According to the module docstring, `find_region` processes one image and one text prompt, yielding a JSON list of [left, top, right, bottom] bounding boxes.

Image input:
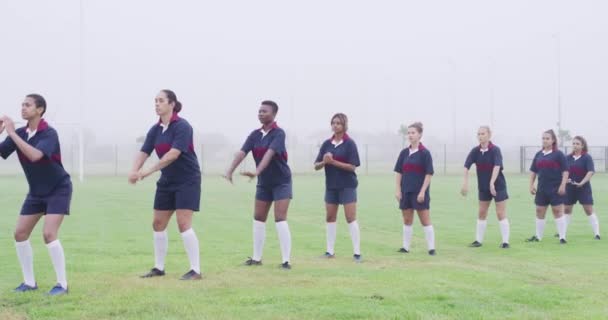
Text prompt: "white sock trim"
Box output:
[[499, 218, 510, 244], [181, 228, 200, 273], [15, 240, 36, 287], [535, 218, 546, 240], [476, 219, 488, 243], [153, 230, 168, 271], [275, 221, 291, 264], [403, 224, 413, 250], [253, 220, 266, 261], [348, 220, 361, 255], [423, 225, 435, 250], [326, 222, 337, 255], [46, 239, 67, 289]]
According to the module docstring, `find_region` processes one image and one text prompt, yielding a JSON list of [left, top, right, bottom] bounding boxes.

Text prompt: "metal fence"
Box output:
[[519, 146, 608, 173], [1, 141, 536, 178]]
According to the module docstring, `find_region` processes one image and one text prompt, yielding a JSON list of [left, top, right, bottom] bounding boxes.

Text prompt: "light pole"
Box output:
[[554, 33, 563, 147], [78, 0, 86, 182]]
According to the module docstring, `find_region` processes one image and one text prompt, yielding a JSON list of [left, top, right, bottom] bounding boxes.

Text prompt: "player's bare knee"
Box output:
[[42, 230, 57, 243], [14, 230, 30, 242], [152, 219, 167, 232], [177, 221, 191, 233]]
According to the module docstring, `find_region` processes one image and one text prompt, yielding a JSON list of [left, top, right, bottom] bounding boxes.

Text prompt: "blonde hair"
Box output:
[[479, 125, 492, 136]]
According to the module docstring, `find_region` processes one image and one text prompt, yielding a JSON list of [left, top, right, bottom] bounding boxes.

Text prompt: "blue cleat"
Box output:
[[353, 254, 363, 263], [47, 284, 68, 296], [14, 283, 38, 293]]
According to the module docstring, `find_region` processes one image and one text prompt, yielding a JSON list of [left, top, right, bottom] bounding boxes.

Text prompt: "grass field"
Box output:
[[1, 174, 607, 320]]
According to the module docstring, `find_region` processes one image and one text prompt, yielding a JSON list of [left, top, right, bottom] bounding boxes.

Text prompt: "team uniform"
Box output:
[[566, 153, 594, 206], [141, 112, 201, 276], [315, 134, 361, 259], [0, 119, 71, 293], [394, 144, 434, 210], [529, 148, 568, 241], [241, 122, 292, 265], [464, 142, 510, 246], [530, 149, 568, 207], [566, 152, 600, 238], [141, 112, 201, 211], [315, 134, 360, 205], [241, 122, 292, 202], [393, 144, 436, 254], [464, 142, 508, 202]]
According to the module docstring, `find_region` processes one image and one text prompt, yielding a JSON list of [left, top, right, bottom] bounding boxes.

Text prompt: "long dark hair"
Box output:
[[161, 89, 182, 113], [544, 129, 558, 150], [573, 135, 588, 153]]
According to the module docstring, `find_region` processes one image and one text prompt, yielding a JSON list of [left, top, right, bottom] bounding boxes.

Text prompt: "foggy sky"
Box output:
[[1, 0, 607, 147]]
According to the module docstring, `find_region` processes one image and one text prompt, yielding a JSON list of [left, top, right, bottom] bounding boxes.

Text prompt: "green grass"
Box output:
[[1, 174, 607, 320]]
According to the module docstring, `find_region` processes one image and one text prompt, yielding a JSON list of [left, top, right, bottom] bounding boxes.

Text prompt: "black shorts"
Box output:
[[21, 181, 72, 215], [535, 188, 566, 207], [325, 188, 357, 205], [478, 189, 509, 202], [400, 192, 430, 211], [565, 186, 594, 206], [154, 180, 201, 211], [256, 183, 293, 202]]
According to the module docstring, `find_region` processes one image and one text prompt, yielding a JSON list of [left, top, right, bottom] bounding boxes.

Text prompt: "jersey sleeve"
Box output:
[[348, 141, 361, 167], [393, 150, 405, 173], [240, 131, 256, 155], [0, 136, 16, 159], [586, 155, 595, 173], [34, 129, 59, 159], [140, 126, 156, 155], [424, 150, 435, 175], [558, 152, 568, 172], [314, 141, 326, 163], [464, 148, 476, 169], [268, 130, 286, 154], [171, 122, 193, 153], [530, 154, 539, 173], [493, 147, 504, 167]]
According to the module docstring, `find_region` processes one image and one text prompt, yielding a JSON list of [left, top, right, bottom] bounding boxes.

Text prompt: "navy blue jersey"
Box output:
[[393, 144, 434, 194], [464, 142, 507, 192], [241, 122, 291, 187], [0, 119, 71, 196], [530, 149, 568, 191], [567, 153, 594, 190], [141, 113, 201, 186], [315, 134, 360, 189]]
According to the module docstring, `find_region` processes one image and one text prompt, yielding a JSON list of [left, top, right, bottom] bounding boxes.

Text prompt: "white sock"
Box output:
[[275, 221, 292, 263], [154, 231, 168, 271], [348, 221, 361, 255], [46, 240, 67, 289], [588, 213, 600, 236], [499, 218, 510, 244], [535, 218, 546, 240], [476, 219, 488, 243], [402, 224, 413, 251], [563, 213, 571, 237], [252, 220, 266, 261], [15, 240, 36, 287], [423, 225, 435, 250], [181, 229, 200, 274], [555, 216, 566, 240], [326, 222, 337, 255]]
